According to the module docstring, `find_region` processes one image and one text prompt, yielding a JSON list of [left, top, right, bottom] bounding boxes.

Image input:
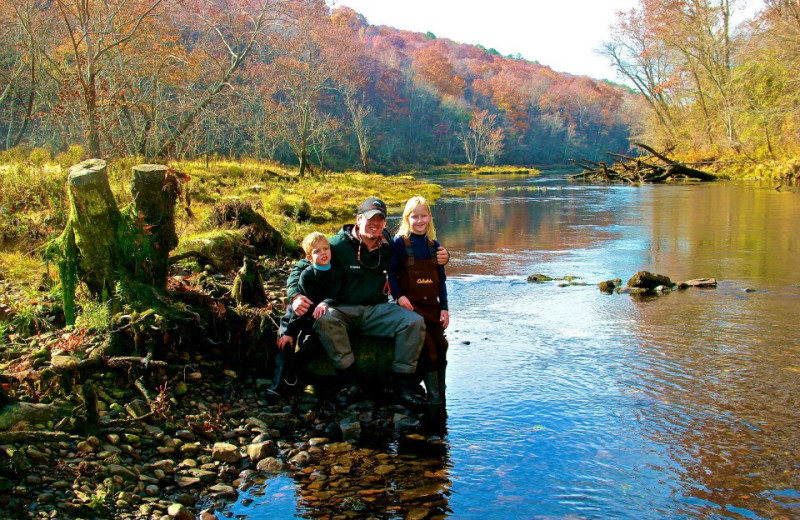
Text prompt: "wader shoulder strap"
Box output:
[[402, 236, 438, 266]]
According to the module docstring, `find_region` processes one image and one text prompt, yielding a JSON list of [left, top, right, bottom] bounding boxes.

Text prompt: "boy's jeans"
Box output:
[[314, 303, 425, 374]]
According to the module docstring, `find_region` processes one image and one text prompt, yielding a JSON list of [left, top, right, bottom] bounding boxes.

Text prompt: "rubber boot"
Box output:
[[423, 372, 443, 405], [336, 363, 361, 404], [268, 348, 289, 395], [437, 366, 447, 400], [394, 373, 428, 408]]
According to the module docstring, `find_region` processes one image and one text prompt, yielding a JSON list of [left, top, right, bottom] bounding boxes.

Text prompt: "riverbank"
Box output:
[[1, 253, 451, 519], [0, 156, 453, 519]]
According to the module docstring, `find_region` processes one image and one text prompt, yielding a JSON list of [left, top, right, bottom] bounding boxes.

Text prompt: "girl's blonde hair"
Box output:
[[396, 196, 437, 240]]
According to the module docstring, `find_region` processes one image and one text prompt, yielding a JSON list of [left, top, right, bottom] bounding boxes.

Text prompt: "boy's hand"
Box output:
[[312, 302, 328, 319], [397, 296, 414, 311], [276, 335, 293, 350], [440, 310, 450, 329], [436, 246, 450, 265], [292, 294, 312, 316]]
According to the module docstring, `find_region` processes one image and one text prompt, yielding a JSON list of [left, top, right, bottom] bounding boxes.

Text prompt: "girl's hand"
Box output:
[[436, 246, 450, 265], [398, 296, 414, 311], [440, 310, 450, 329], [313, 302, 328, 319], [277, 335, 293, 350]]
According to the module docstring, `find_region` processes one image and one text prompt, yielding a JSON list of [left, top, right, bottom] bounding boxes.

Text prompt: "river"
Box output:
[[234, 169, 800, 519]]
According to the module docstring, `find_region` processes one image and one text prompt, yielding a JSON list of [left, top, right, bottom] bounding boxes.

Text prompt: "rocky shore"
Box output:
[[0, 259, 452, 520]]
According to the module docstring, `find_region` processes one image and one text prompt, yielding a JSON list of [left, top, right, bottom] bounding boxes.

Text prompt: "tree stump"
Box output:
[[120, 164, 181, 288], [48, 160, 185, 326], [231, 256, 267, 306], [65, 159, 123, 298]]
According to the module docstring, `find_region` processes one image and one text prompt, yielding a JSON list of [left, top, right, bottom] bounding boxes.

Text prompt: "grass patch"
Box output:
[[407, 164, 541, 176]]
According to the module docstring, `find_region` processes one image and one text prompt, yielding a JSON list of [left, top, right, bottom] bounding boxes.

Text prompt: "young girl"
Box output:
[[388, 196, 449, 404]]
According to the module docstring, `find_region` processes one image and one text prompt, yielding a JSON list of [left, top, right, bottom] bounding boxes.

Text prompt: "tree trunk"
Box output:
[[122, 164, 180, 288], [65, 159, 123, 298]]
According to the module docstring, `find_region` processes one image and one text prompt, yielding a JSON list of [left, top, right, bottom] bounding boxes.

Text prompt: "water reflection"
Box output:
[[232, 171, 800, 519], [230, 406, 453, 520]]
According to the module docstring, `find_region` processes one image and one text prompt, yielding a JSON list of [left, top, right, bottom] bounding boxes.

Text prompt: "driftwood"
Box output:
[[569, 142, 716, 183]]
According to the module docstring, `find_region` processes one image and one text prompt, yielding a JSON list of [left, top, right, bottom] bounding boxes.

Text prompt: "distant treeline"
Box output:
[[0, 0, 636, 173]]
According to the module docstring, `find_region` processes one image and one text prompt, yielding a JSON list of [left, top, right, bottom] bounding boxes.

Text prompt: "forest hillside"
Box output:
[[0, 0, 637, 173]]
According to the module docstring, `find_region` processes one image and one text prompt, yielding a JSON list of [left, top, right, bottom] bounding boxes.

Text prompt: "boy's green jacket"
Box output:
[[287, 224, 391, 306]]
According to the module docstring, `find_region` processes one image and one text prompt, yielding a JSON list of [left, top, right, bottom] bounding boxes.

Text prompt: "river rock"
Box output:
[[175, 475, 201, 489], [256, 457, 286, 473], [679, 278, 717, 288], [406, 507, 432, 520], [0, 402, 61, 431], [199, 510, 220, 520], [627, 270, 672, 290], [393, 413, 420, 431], [527, 273, 553, 283], [212, 442, 241, 464], [125, 399, 149, 418], [167, 502, 195, 520], [339, 416, 361, 441], [175, 430, 196, 441], [245, 417, 268, 430], [246, 441, 275, 462], [108, 464, 138, 481], [150, 459, 175, 473], [598, 279, 620, 293], [186, 468, 217, 483], [208, 483, 237, 499]]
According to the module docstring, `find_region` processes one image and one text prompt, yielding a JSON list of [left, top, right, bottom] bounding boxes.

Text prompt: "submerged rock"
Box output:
[[678, 278, 717, 288]]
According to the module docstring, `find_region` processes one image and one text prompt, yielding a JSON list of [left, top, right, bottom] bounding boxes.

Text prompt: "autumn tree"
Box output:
[[457, 109, 502, 165], [263, 0, 345, 176], [153, 0, 292, 160], [330, 7, 375, 173], [0, 0, 45, 149]]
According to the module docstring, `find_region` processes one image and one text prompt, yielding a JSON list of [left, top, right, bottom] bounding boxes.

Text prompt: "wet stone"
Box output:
[[246, 441, 275, 462], [208, 484, 237, 499], [212, 442, 241, 464], [256, 457, 286, 474], [175, 430, 196, 441]]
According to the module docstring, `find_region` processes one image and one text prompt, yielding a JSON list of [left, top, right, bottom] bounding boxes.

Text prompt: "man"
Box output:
[[288, 197, 449, 406]]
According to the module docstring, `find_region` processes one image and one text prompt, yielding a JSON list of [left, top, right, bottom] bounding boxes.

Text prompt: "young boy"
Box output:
[[270, 232, 341, 394]]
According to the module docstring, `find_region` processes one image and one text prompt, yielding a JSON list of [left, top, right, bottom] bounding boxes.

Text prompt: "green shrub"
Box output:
[[29, 148, 51, 170]]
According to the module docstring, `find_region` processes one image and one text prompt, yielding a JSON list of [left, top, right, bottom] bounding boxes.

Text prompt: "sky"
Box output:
[[327, 0, 641, 81]]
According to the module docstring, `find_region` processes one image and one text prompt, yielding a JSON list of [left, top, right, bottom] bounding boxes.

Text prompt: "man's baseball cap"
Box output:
[[356, 197, 388, 219]]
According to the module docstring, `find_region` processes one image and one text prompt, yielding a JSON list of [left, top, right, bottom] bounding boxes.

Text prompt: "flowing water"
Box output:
[[234, 169, 800, 519]]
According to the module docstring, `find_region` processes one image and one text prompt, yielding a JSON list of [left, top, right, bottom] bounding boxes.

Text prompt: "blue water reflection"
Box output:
[[233, 170, 800, 519]]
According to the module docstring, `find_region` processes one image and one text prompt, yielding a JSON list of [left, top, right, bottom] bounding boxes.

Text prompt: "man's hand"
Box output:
[[440, 310, 450, 329], [291, 294, 312, 316], [397, 296, 414, 311], [436, 246, 450, 265], [277, 335, 293, 350], [312, 302, 328, 319]]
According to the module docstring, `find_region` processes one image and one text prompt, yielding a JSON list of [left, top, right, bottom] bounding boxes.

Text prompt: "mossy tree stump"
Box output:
[[65, 159, 123, 298], [120, 164, 181, 288], [50, 160, 184, 326]]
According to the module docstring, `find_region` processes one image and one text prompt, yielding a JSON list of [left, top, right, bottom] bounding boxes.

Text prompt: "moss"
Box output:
[[176, 229, 251, 272]]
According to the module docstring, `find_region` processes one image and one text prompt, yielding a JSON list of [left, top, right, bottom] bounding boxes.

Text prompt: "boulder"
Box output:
[[627, 271, 673, 290]]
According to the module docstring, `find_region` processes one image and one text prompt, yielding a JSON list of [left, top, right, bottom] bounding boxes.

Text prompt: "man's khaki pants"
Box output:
[[314, 303, 425, 374]]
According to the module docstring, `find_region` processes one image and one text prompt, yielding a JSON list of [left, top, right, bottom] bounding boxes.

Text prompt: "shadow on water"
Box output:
[[230, 169, 800, 519]]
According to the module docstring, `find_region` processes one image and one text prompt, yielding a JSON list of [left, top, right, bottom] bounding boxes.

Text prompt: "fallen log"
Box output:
[[569, 143, 717, 183]]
